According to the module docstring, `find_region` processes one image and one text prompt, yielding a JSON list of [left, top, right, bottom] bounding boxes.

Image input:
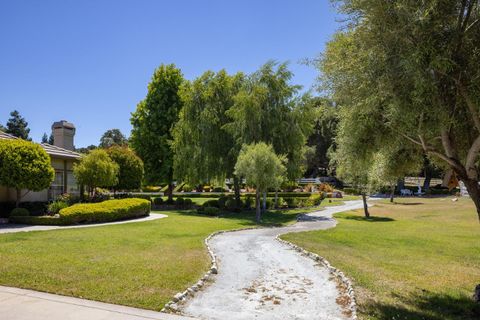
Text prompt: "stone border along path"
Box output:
[[172, 200, 367, 320], [0, 212, 167, 234]]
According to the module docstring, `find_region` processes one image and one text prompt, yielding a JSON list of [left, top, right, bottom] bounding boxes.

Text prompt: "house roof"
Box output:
[[0, 130, 81, 160]]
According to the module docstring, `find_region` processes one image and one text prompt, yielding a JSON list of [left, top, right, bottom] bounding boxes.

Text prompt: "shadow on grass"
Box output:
[[175, 209, 298, 227], [364, 290, 480, 320], [343, 215, 395, 222], [392, 202, 424, 206]]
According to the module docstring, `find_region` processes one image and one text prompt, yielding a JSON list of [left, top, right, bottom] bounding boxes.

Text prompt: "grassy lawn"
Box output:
[[0, 205, 326, 310], [281, 197, 480, 320]]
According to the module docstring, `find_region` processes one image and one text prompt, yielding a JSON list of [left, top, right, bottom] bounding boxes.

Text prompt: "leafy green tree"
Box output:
[[0, 123, 5, 131], [48, 132, 54, 145], [0, 139, 54, 207], [320, 1, 480, 220], [107, 146, 144, 192], [226, 61, 314, 207], [41, 133, 48, 143], [305, 97, 338, 177], [99, 129, 128, 148], [234, 143, 286, 223], [130, 64, 184, 202], [173, 70, 244, 205], [75, 145, 97, 154], [73, 149, 119, 198], [6, 110, 31, 140]]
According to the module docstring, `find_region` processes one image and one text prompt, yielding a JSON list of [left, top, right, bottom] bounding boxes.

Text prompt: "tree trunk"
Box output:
[[167, 183, 174, 203], [390, 184, 395, 203], [255, 189, 261, 223], [423, 173, 432, 192], [262, 191, 267, 213], [15, 188, 21, 208], [461, 178, 480, 222], [233, 176, 241, 208], [274, 190, 279, 209], [362, 193, 370, 218]]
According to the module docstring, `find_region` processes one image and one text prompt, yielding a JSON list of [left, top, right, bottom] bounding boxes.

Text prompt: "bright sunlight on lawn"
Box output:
[[282, 197, 480, 320], [0, 205, 323, 311]]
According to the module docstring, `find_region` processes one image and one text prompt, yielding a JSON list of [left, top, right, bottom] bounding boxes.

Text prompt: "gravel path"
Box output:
[[182, 200, 365, 320]]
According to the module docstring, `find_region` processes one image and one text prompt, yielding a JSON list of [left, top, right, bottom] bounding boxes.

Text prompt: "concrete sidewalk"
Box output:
[[0, 286, 195, 320], [0, 213, 167, 234]]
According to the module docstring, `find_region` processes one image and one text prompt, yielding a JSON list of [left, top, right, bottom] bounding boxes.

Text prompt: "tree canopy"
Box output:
[[130, 64, 184, 201], [173, 69, 244, 186], [0, 139, 54, 207], [106, 146, 144, 191], [235, 142, 286, 222], [5, 110, 31, 140], [73, 149, 119, 196], [99, 129, 128, 148], [320, 0, 480, 220]]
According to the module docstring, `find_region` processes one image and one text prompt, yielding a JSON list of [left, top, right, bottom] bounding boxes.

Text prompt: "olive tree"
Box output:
[[234, 142, 286, 223], [0, 139, 54, 207], [321, 0, 480, 220], [73, 149, 119, 198]]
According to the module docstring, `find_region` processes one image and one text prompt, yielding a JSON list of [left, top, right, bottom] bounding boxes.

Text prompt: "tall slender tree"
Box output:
[[130, 64, 184, 202]]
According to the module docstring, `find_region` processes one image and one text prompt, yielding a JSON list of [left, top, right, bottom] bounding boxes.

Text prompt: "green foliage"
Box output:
[[47, 201, 69, 214], [41, 133, 48, 143], [201, 206, 220, 216], [5, 110, 31, 140], [107, 146, 144, 191], [173, 70, 244, 185], [153, 197, 163, 206], [226, 61, 314, 179], [321, 1, 480, 215], [142, 186, 162, 192], [306, 194, 324, 207], [202, 199, 220, 208], [0, 139, 54, 203], [130, 64, 184, 186], [59, 198, 151, 224], [99, 129, 128, 148], [234, 142, 287, 194], [73, 149, 119, 194], [10, 207, 29, 217]]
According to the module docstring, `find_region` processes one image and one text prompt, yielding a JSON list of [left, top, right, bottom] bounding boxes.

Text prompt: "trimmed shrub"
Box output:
[[213, 186, 226, 192], [244, 195, 254, 209], [285, 197, 299, 208], [10, 215, 66, 225], [153, 197, 164, 206], [142, 186, 162, 192], [48, 201, 69, 214], [175, 197, 185, 206], [59, 198, 151, 224], [10, 207, 30, 217], [203, 206, 220, 216], [184, 198, 193, 206], [203, 199, 220, 208], [306, 194, 324, 207]]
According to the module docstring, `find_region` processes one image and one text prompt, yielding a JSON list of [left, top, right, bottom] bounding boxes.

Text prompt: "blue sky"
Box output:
[[0, 0, 340, 148]]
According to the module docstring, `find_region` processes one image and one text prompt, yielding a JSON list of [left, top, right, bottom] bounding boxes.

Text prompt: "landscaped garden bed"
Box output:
[[9, 198, 151, 225]]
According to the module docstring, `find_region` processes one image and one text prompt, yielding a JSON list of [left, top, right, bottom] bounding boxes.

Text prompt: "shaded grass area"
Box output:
[[281, 197, 480, 320], [0, 204, 325, 311]]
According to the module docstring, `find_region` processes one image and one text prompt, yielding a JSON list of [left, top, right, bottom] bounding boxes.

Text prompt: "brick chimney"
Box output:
[[52, 120, 75, 151]]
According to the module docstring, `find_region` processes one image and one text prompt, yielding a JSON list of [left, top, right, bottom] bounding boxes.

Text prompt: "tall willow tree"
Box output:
[[226, 61, 314, 181], [130, 64, 184, 202], [321, 0, 480, 220], [173, 70, 244, 204]]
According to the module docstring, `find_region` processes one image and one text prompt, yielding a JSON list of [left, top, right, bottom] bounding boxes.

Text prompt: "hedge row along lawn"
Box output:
[[281, 197, 480, 320], [0, 205, 328, 311]]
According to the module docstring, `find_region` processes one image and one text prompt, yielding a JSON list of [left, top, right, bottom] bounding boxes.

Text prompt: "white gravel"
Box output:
[[182, 200, 366, 320]]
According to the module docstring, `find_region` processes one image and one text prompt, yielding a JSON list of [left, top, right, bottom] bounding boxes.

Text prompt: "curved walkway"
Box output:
[[182, 200, 365, 320], [0, 213, 167, 234]]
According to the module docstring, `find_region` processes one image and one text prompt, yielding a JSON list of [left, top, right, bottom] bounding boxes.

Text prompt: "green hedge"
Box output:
[[10, 198, 151, 225]]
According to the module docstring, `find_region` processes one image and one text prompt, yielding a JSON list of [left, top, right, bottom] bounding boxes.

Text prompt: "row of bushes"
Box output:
[[10, 198, 151, 225]]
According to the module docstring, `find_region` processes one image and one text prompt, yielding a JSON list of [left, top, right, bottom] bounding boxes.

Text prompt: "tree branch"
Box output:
[[465, 135, 480, 179], [459, 83, 480, 132]]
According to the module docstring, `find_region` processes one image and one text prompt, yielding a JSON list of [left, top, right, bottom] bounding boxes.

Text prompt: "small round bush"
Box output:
[[10, 208, 30, 217], [153, 197, 164, 206], [184, 198, 193, 206], [203, 206, 220, 216], [175, 197, 185, 205], [203, 199, 219, 208], [48, 201, 69, 214]]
